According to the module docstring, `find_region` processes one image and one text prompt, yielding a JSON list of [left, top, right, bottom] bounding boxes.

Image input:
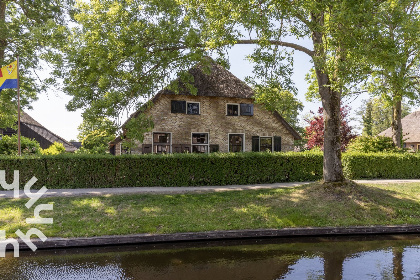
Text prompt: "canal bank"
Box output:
[[15, 225, 420, 251], [2, 179, 420, 252]]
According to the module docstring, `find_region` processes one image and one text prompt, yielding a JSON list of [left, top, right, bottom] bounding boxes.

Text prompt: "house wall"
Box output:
[[405, 142, 420, 152], [122, 94, 296, 154]]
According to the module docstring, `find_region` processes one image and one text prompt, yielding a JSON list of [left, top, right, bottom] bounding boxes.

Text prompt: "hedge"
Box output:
[[343, 152, 420, 179], [0, 152, 323, 189], [2, 152, 419, 189]]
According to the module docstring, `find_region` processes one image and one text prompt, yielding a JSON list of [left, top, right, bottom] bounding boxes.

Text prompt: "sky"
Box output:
[[27, 42, 369, 142]]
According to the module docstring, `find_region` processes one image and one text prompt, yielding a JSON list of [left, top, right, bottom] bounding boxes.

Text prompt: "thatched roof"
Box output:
[[379, 110, 420, 142], [116, 61, 301, 142], [159, 61, 254, 98], [20, 112, 77, 152]]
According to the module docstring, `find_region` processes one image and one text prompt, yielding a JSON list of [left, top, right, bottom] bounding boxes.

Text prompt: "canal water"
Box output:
[[1, 234, 420, 279]]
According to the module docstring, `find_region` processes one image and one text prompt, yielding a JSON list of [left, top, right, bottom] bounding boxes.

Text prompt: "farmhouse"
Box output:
[[109, 61, 301, 155], [0, 112, 76, 152], [379, 110, 420, 151]]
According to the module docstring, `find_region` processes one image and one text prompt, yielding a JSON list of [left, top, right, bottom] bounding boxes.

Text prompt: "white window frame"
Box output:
[[259, 136, 274, 152], [191, 132, 209, 153], [152, 132, 172, 154], [186, 101, 200, 115], [226, 103, 240, 116], [228, 133, 245, 152]]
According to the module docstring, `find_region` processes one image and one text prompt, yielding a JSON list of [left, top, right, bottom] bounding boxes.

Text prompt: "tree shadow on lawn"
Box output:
[[259, 180, 420, 228]]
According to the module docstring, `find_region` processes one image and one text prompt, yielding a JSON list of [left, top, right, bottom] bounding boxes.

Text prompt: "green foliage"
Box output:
[[0, 135, 41, 155], [122, 111, 154, 151], [77, 117, 116, 154], [358, 97, 412, 136], [0, 1, 72, 129], [343, 152, 420, 179], [41, 142, 66, 155], [2, 151, 420, 187], [59, 0, 207, 122], [253, 84, 303, 132], [346, 136, 401, 153], [0, 152, 323, 188]]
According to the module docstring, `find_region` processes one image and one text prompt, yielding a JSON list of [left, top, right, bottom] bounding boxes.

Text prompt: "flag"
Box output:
[[0, 61, 18, 92]]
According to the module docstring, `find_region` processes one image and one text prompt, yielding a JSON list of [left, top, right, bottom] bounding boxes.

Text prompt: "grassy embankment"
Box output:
[[1, 182, 420, 238]]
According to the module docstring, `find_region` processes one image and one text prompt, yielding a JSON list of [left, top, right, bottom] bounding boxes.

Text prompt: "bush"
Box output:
[[0, 152, 323, 189], [346, 136, 401, 153], [343, 152, 420, 179], [0, 135, 41, 155], [41, 142, 66, 155]]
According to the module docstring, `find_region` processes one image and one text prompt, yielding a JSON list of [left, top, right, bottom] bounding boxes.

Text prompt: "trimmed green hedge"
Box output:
[[0, 152, 323, 189], [343, 152, 420, 179], [2, 152, 419, 189]]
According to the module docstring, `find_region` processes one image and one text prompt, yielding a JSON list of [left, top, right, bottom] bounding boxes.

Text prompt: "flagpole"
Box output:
[[17, 56, 21, 156]]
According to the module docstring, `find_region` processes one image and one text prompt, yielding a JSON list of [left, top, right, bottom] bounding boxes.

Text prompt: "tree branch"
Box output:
[[235, 39, 314, 57]]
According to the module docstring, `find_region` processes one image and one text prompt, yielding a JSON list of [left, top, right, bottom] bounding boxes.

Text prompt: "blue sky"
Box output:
[[28, 43, 368, 141]]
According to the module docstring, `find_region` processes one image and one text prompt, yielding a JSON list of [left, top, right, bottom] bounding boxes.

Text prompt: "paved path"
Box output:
[[1, 179, 420, 198]]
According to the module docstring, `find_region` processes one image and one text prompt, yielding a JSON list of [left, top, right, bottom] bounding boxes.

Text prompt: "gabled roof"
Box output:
[[379, 110, 420, 142], [118, 61, 301, 141], [159, 61, 254, 99], [20, 112, 77, 152]]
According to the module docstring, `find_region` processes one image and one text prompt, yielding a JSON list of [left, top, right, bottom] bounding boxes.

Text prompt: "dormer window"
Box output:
[[226, 104, 239, 116]]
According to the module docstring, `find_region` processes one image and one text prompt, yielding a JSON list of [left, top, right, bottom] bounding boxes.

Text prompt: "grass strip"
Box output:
[[1, 181, 420, 238]]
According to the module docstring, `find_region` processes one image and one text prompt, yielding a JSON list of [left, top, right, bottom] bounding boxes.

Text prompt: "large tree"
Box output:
[[59, 0, 208, 125], [0, 0, 72, 129], [183, 0, 378, 182], [362, 0, 420, 147], [61, 0, 378, 182], [358, 97, 412, 137]]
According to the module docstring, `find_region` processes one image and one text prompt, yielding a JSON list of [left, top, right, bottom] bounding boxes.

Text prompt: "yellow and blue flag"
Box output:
[[0, 61, 17, 91]]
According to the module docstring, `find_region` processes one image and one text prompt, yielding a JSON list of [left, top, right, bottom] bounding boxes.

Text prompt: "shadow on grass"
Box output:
[[259, 180, 420, 228]]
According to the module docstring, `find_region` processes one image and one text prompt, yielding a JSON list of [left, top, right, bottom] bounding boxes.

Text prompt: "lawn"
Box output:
[[1, 181, 420, 238]]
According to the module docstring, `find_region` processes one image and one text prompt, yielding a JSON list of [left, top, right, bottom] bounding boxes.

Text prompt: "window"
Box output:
[[192, 133, 209, 153], [260, 137, 273, 152], [187, 102, 200, 115], [229, 134, 244, 152], [153, 132, 171, 153], [226, 104, 239, 116], [252, 136, 282, 152], [171, 100, 186, 113], [240, 104, 254, 116]]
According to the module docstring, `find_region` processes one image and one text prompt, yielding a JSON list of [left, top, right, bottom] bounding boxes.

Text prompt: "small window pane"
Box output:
[[192, 133, 208, 144], [187, 102, 200, 115], [260, 137, 272, 152], [153, 133, 170, 143], [192, 145, 208, 153], [229, 134, 243, 152], [227, 104, 239, 116]]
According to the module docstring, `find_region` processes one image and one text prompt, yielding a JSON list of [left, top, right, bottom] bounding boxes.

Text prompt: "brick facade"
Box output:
[[116, 94, 298, 155]]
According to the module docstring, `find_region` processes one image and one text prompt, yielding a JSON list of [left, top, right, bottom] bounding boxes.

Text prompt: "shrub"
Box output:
[[343, 152, 420, 179], [346, 136, 401, 153], [41, 142, 66, 155], [0, 152, 323, 189], [0, 135, 41, 155]]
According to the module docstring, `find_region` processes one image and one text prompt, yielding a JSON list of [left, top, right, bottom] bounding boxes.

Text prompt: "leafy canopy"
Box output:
[[0, 0, 73, 129]]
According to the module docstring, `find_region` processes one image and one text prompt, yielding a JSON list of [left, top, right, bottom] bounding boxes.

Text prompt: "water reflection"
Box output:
[[1, 235, 420, 279]]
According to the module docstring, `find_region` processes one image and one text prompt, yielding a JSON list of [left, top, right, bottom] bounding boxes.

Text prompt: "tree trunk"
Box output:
[[311, 12, 345, 183], [318, 72, 345, 182], [392, 99, 402, 148]]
